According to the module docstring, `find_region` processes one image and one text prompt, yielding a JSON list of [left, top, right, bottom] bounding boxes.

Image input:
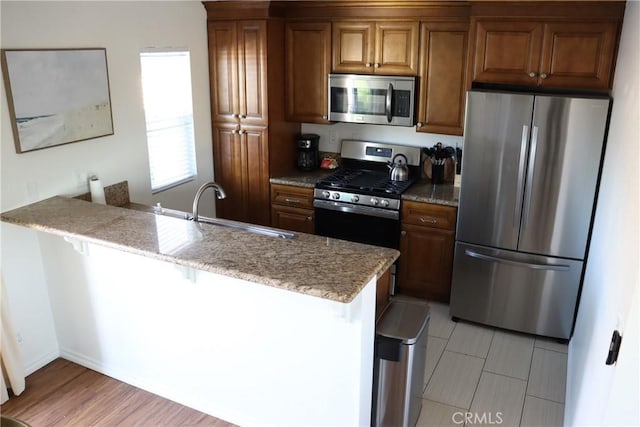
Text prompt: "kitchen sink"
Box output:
[[153, 206, 297, 240]]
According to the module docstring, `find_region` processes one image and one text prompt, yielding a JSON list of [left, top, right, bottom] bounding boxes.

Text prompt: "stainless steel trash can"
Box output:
[[372, 297, 430, 427]]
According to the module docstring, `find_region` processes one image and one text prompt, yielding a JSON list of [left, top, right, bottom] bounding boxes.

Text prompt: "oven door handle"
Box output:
[[314, 199, 399, 220]]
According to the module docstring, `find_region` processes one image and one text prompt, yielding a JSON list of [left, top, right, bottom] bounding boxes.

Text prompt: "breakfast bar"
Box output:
[[1, 196, 398, 427]]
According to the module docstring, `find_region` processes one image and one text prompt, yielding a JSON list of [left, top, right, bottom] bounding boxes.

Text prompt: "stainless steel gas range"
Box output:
[[313, 140, 421, 250]]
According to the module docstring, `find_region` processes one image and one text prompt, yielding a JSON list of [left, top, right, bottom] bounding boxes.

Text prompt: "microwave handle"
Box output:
[[386, 83, 393, 123]]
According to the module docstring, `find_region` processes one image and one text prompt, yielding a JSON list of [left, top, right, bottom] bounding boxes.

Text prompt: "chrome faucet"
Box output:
[[192, 182, 227, 222]]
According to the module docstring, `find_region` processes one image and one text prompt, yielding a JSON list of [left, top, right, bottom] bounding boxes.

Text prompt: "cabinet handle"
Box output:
[[416, 122, 424, 128], [322, 115, 328, 120], [374, 63, 380, 68], [238, 129, 245, 135], [419, 216, 438, 224], [231, 129, 238, 134], [232, 113, 239, 118], [306, 216, 313, 221], [284, 198, 303, 205], [401, 230, 407, 236], [365, 62, 372, 68], [540, 73, 548, 79], [240, 114, 247, 119], [529, 72, 537, 78]]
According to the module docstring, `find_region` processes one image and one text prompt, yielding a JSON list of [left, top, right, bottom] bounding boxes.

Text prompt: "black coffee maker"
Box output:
[[297, 134, 320, 171]]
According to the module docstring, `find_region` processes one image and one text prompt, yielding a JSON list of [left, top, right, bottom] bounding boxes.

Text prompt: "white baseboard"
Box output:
[[24, 349, 59, 376], [58, 347, 247, 427]]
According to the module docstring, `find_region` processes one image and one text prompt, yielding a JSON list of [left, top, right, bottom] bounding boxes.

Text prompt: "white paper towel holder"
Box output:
[[89, 175, 106, 205]]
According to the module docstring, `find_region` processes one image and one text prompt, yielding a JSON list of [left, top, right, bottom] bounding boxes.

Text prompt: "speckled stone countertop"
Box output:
[[402, 180, 459, 207], [272, 171, 460, 207], [1, 197, 398, 304], [270, 170, 332, 188]]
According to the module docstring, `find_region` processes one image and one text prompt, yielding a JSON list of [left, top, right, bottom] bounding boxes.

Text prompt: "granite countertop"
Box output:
[[270, 170, 332, 189], [271, 171, 459, 207], [1, 197, 398, 304], [402, 180, 460, 207]]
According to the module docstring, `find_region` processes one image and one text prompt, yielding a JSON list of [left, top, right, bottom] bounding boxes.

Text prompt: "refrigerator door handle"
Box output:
[[464, 249, 570, 271], [514, 125, 529, 227], [522, 125, 539, 228]]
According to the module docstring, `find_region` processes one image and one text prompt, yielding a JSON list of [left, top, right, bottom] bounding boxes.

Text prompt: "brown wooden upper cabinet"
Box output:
[[285, 21, 332, 124], [472, 19, 618, 89], [332, 21, 419, 75], [416, 22, 469, 136], [209, 20, 268, 126]]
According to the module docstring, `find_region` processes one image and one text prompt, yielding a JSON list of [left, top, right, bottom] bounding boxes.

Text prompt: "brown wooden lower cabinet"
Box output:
[[270, 184, 315, 234], [213, 123, 270, 226], [376, 267, 392, 321], [271, 204, 314, 234], [397, 202, 456, 303]]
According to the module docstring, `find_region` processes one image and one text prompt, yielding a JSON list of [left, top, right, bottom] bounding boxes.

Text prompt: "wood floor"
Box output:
[[1, 359, 236, 426]]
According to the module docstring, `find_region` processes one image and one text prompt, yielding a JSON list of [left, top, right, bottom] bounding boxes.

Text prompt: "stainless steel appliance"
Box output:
[[297, 133, 320, 171], [313, 140, 421, 249], [373, 297, 429, 427], [328, 74, 416, 127], [450, 90, 611, 339]]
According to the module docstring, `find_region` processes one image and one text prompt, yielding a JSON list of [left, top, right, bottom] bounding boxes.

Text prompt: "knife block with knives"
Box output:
[[422, 143, 456, 184]]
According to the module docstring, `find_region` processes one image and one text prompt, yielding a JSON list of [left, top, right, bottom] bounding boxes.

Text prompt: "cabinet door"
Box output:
[[271, 205, 315, 234], [472, 20, 543, 85], [285, 22, 331, 123], [398, 224, 455, 303], [375, 21, 419, 75], [241, 125, 270, 226], [212, 124, 244, 221], [209, 21, 239, 123], [417, 22, 468, 136], [237, 21, 268, 126], [332, 21, 375, 73], [539, 21, 617, 89], [213, 124, 269, 225]]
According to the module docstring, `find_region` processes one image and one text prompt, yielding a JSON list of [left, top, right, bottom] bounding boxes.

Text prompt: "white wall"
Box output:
[[0, 0, 214, 373], [565, 2, 640, 425], [38, 232, 376, 427], [302, 122, 463, 153], [1, 0, 214, 214]]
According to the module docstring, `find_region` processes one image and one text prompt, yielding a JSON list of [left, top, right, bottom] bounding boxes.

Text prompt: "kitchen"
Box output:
[[0, 1, 638, 427]]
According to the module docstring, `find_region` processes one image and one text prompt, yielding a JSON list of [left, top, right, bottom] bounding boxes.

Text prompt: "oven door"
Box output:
[[314, 199, 400, 249]]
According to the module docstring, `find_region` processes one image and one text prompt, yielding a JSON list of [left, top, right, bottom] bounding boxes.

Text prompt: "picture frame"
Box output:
[[1, 48, 114, 154]]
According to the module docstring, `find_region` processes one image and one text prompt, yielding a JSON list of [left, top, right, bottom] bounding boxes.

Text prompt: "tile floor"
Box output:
[[417, 302, 568, 427]]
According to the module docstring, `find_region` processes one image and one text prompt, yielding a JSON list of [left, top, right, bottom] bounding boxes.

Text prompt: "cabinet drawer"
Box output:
[[271, 184, 314, 209], [401, 201, 457, 230]]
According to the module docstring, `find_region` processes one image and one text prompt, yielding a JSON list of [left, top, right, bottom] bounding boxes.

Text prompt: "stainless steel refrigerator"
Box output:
[[450, 90, 610, 339]]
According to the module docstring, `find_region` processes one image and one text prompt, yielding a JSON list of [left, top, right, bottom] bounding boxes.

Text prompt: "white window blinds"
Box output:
[[140, 50, 197, 193]]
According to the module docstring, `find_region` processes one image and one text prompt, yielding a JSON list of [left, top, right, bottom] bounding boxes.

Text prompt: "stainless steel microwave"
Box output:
[[328, 74, 416, 127]]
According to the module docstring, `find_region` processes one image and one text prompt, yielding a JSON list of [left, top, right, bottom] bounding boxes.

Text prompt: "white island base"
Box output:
[[37, 231, 376, 427]]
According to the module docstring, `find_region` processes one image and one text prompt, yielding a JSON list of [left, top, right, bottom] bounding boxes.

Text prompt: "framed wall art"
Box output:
[[1, 48, 114, 153]]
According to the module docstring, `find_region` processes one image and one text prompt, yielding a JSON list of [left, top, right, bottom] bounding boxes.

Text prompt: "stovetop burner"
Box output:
[[316, 168, 415, 197]]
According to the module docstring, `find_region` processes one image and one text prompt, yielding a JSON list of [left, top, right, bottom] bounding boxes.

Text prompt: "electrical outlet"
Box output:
[[330, 130, 338, 145]]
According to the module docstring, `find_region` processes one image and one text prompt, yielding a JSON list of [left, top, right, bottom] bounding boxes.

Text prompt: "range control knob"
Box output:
[[322, 191, 331, 198], [370, 198, 379, 206], [380, 199, 389, 208], [332, 192, 341, 200], [351, 195, 360, 203]]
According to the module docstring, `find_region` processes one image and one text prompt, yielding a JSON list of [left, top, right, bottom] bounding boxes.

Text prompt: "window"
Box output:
[[140, 50, 197, 193]]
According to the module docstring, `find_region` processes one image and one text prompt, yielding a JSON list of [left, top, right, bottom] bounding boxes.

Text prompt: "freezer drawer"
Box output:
[[450, 242, 583, 339]]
